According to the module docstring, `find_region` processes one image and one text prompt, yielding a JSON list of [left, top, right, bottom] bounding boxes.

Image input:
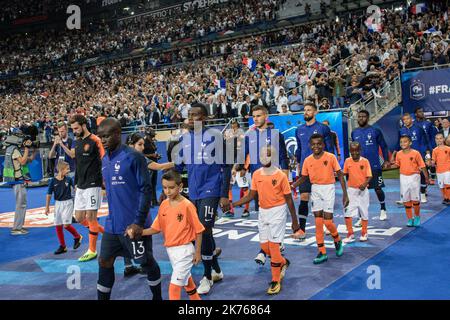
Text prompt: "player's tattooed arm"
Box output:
[[337, 170, 349, 207], [232, 190, 257, 207], [284, 194, 300, 232]]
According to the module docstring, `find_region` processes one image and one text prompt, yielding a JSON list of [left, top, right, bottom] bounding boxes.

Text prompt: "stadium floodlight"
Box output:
[[123, 7, 130, 10]]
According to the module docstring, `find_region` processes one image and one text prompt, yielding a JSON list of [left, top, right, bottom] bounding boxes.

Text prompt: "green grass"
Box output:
[[383, 168, 400, 179]]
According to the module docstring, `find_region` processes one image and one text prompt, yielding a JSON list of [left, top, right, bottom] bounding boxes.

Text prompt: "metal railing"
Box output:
[[347, 75, 402, 136]]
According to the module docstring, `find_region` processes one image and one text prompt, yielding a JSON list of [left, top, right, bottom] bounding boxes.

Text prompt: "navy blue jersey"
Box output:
[[244, 127, 289, 174], [55, 138, 76, 173], [295, 121, 332, 169], [352, 126, 388, 171], [102, 145, 152, 235], [415, 119, 438, 149], [398, 123, 430, 156], [174, 129, 231, 201], [47, 176, 73, 201]]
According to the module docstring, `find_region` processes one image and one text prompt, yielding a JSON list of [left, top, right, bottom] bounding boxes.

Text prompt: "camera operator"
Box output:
[[3, 136, 37, 235], [143, 128, 161, 207]]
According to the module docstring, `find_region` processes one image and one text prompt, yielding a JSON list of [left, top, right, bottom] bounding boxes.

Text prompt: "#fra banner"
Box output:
[[249, 111, 345, 166], [401, 67, 450, 113]]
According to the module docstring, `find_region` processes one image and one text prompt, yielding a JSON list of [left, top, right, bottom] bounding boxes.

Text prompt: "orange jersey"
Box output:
[[251, 168, 291, 209], [151, 198, 205, 247], [432, 146, 450, 174], [343, 157, 372, 188], [395, 149, 425, 175], [302, 152, 341, 185]]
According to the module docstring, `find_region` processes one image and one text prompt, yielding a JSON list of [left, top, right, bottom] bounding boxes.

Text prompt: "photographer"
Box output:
[[3, 136, 37, 235], [48, 122, 75, 178], [143, 128, 161, 207]]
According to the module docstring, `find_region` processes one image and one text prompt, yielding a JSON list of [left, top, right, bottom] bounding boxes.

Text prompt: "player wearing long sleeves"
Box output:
[[97, 118, 162, 301], [294, 102, 333, 237], [351, 110, 389, 221], [173, 102, 231, 295], [240, 105, 289, 265], [415, 107, 439, 183], [394, 113, 431, 203]]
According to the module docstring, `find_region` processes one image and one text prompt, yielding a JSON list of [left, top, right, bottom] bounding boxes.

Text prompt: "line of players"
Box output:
[[44, 103, 449, 299]]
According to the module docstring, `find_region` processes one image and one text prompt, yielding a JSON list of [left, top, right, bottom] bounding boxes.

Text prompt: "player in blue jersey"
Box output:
[[351, 110, 390, 222], [294, 102, 332, 238], [173, 102, 231, 295], [415, 107, 439, 184], [238, 105, 290, 265], [96, 118, 162, 300], [393, 113, 431, 203]]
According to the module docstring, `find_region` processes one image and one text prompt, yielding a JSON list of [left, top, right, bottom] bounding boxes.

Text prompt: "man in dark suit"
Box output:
[[240, 96, 252, 127], [147, 105, 160, 125]]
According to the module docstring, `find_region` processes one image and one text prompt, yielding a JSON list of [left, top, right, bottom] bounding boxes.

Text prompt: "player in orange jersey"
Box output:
[[291, 134, 349, 264], [127, 171, 204, 300], [342, 142, 372, 243], [233, 145, 299, 295], [390, 135, 429, 227], [430, 133, 450, 205]]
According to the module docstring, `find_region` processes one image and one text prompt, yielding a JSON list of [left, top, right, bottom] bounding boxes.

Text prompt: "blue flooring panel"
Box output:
[[311, 206, 450, 300], [0, 180, 448, 300]]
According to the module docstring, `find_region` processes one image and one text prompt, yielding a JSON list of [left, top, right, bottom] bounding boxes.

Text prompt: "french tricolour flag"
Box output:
[[214, 78, 226, 89], [411, 3, 427, 14], [265, 64, 284, 77], [365, 16, 382, 33], [242, 57, 257, 71]]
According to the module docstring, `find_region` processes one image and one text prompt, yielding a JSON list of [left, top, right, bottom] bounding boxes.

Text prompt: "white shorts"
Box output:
[[74, 187, 102, 211], [345, 187, 369, 220], [54, 199, 74, 225], [400, 174, 421, 202], [437, 172, 450, 189], [166, 243, 195, 286], [311, 184, 335, 213], [258, 204, 288, 243]]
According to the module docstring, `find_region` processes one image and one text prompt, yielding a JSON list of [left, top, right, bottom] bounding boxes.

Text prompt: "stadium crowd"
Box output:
[[0, 4, 449, 139], [0, 0, 279, 76]]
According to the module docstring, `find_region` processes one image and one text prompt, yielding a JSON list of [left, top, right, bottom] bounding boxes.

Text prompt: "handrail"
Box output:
[[402, 63, 450, 73]]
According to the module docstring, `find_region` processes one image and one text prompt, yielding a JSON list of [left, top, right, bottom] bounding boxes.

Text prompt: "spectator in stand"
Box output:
[[287, 87, 304, 112]]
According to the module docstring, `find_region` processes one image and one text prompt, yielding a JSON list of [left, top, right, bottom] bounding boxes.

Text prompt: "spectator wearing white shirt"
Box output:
[[276, 88, 289, 113], [178, 96, 191, 121]]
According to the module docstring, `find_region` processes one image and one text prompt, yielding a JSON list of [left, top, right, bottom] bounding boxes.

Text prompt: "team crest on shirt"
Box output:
[[323, 160, 328, 166], [177, 213, 183, 222], [83, 143, 90, 152], [360, 165, 365, 170], [410, 157, 414, 161], [272, 179, 277, 186]]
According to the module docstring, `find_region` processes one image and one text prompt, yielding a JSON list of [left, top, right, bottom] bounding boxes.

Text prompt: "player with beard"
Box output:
[[61, 115, 105, 262], [293, 102, 332, 239]]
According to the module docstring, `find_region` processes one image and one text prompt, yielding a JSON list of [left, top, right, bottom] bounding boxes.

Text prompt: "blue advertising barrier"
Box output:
[[249, 111, 347, 167], [401, 67, 450, 113]]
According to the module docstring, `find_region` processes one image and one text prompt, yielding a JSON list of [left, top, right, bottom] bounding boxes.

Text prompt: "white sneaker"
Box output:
[[254, 252, 266, 265], [360, 234, 368, 242], [420, 193, 427, 203], [354, 218, 362, 227], [379, 209, 387, 221], [211, 270, 224, 282], [343, 234, 355, 243], [324, 225, 331, 235], [197, 276, 214, 295]]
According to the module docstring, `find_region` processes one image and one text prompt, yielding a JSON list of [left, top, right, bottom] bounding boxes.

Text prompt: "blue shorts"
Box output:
[[100, 232, 154, 265], [193, 197, 220, 228], [368, 170, 385, 189]]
